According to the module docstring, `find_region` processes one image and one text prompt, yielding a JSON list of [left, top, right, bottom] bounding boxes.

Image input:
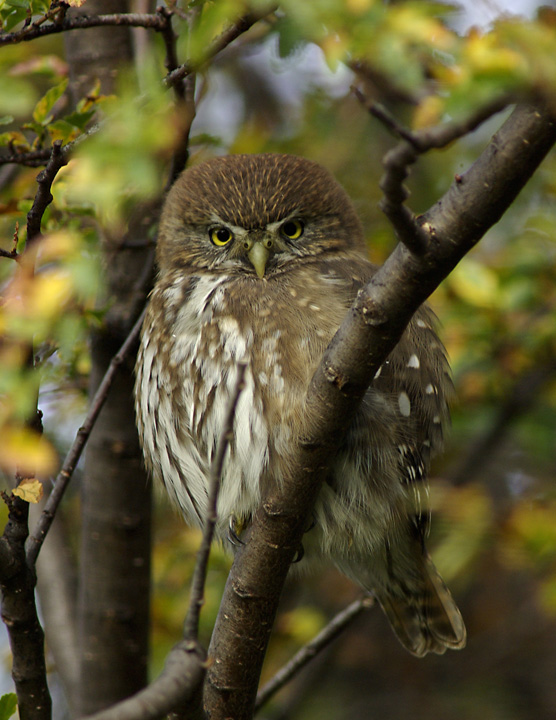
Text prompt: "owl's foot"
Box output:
[[292, 514, 317, 562]]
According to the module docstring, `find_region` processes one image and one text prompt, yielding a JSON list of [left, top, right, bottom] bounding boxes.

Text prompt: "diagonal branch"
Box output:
[[164, 5, 277, 89], [255, 596, 374, 713], [26, 140, 68, 246], [25, 309, 146, 566], [203, 104, 556, 720], [184, 362, 247, 642], [73, 357, 248, 720]]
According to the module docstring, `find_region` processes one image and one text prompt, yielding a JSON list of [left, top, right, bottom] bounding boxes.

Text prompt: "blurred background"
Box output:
[[1, 0, 556, 718]]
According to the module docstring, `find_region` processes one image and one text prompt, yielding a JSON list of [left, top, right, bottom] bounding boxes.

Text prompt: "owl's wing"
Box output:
[[320, 255, 464, 656], [316, 253, 452, 502]]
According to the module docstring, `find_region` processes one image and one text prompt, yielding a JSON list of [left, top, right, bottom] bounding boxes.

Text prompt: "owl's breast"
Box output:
[[136, 268, 349, 532]]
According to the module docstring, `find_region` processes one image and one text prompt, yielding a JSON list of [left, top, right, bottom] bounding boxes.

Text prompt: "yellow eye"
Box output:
[[280, 219, 304, 240], [210, 227, 233, 246]]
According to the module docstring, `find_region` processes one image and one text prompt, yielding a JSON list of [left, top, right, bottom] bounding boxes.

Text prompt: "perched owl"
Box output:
[[135, 153, 466, 657]]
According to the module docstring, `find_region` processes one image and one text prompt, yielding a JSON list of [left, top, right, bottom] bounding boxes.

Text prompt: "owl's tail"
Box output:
[[375, 553, 466, 657]]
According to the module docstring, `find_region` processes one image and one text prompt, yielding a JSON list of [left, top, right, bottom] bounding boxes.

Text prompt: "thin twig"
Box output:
[[183, 362, 247, 642], [354, 87, 512, 255], [25, 308, 146, 566], [0, 223, 19, 260], [162, 5, 200, 187], [255, 596, 373, 712], [164, 6, 277, 88]]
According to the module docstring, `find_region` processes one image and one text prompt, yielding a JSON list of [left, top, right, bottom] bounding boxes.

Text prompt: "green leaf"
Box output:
[[48, 119, 81, 143], [0, 693, 17, 720], [2, 0, 31, 8], [273, 15, 305, 58], [0, 131, 30, 150], [0, 115, 14, 125], [30, 0, 49, 13], [63, 108, 96, 130], [32, 78, 68, 125], [1, 6, 28, 31]]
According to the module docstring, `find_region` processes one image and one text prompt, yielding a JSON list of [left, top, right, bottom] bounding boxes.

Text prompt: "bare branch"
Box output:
[[25, 140, 68, 246], [255, 596, 373, 712], [164, 5, 277, 89], [25, 309, 146, 566], [162, 6, 200, 187], [184, 362, 247, 642], [0, 149, 53, 167], [354, 89, 512, 253], [203, 104, 556, 720], [0, 11, 168, 46], [79, 641, 206, 720]]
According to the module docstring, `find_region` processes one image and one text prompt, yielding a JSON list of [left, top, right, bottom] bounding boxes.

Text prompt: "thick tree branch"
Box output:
[[203, 104, 556, 720], [0, 495, 51, 720]]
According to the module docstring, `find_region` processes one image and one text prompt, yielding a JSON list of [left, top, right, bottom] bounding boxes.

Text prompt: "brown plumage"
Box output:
[[135, 153, 466, 657]]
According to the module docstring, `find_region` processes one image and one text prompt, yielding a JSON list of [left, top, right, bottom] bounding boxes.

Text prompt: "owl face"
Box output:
[[156, 153, 365, 279]]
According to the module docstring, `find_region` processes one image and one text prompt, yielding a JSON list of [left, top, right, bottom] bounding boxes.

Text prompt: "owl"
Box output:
[[135, 153, 466, 657]]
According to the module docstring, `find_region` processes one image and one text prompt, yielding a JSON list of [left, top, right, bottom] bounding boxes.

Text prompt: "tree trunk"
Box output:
[[63, 1, 154, 714]]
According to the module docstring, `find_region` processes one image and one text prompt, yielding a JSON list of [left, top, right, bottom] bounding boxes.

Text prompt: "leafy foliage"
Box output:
[[2, 1, 556, 718]]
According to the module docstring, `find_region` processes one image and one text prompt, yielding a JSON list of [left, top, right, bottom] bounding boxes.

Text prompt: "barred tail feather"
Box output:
[[377, 554, 466, 657]]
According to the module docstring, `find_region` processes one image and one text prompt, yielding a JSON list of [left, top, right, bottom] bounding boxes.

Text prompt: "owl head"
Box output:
[[156, 153, 365, 279]]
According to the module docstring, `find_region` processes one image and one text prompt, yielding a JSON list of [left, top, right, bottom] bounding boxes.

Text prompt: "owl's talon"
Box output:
[[292, 543, 305, 563], [305, 513, 316, 533], [227, 515, 245, 547]]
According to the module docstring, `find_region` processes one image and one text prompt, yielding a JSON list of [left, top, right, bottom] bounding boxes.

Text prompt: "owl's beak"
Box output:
[[247, 242, 270, 279]]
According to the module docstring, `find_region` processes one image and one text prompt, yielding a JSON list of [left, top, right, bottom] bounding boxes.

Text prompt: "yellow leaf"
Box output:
[[345, 0, 372, 14], [13, 478, 44, 504], [448, 259, 500, 308], [0, 427, 57, 477], [279, 606, 326, 643], [464, 31, 526, 76], [37, 230, 77, 264], [412, 95, 444, 130], [27, 270, 74, 321]]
